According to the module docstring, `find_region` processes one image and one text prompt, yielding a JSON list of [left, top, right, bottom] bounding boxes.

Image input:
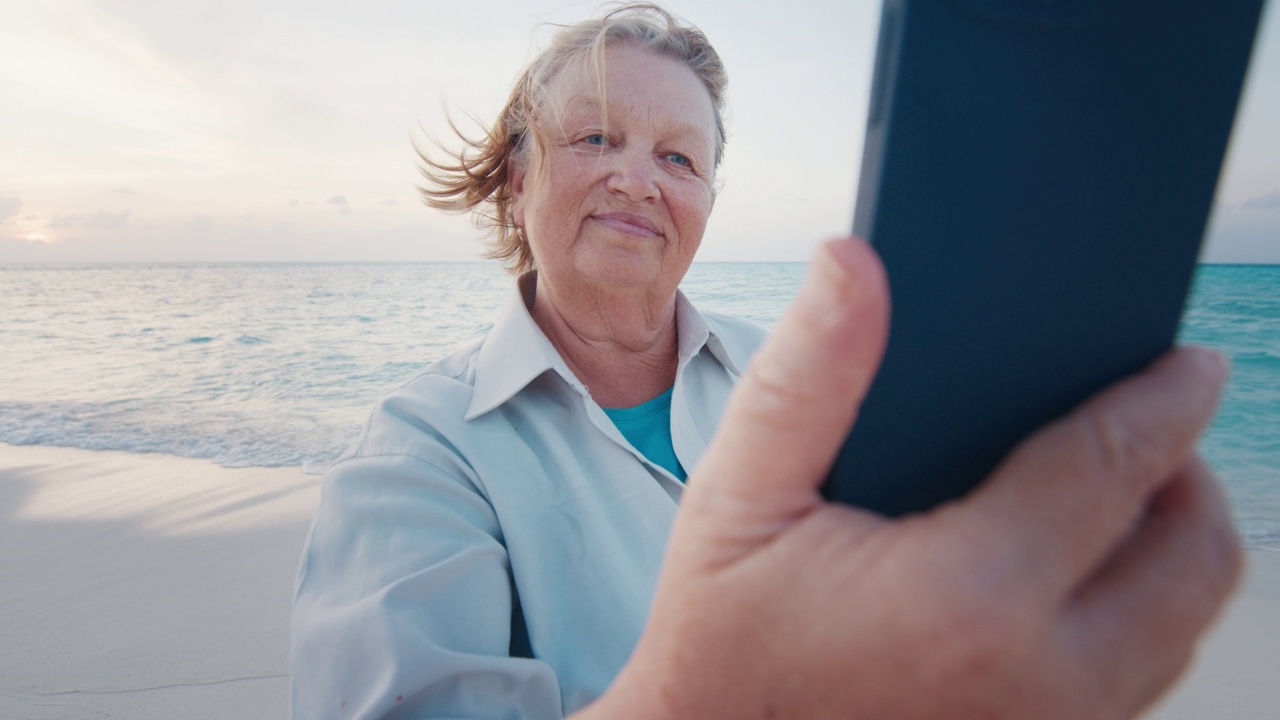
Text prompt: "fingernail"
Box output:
[[1186, 345, 1230, 382], [824, 236, 866, 275]]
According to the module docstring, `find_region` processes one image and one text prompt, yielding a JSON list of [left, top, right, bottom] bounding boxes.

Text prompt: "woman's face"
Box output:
[[511, 42, 718, 300]]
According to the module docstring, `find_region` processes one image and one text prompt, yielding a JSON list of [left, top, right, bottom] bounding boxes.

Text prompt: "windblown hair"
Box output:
[[416, 2, 728, 275]]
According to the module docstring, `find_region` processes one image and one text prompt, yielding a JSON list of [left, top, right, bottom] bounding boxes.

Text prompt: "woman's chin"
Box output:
[[574, 252, 673, 292]]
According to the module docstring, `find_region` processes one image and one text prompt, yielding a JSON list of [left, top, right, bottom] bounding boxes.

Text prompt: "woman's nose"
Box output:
[[605, 149, 660, 201]]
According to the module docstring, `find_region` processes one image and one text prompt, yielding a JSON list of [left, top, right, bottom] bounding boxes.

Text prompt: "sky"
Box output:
[[1, 0, 1277, 264]]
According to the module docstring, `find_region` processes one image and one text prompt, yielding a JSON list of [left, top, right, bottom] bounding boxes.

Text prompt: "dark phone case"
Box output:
[[822, 0, 1265, 516]]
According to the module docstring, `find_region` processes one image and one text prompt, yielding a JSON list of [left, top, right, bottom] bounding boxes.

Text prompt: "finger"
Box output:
[[688, 237, 889, 523], [960, 346, 1228, 595], [1063, 457, 1243, 717]]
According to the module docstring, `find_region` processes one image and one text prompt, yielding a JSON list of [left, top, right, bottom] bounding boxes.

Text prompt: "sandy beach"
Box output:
[[1, 442, 1276, 719], [1, 444, 317, 719]]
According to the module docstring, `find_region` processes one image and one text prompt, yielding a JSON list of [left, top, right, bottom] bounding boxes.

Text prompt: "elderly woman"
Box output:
[[292, 4, 1241, 719], [293, 5, 764, 715]]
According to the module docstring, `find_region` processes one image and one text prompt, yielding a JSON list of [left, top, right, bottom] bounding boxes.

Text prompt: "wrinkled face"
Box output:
[[511, 42, 718, 299]]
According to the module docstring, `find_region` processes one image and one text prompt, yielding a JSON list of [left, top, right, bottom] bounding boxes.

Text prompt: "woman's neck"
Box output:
[[529, 277, 679, 408]]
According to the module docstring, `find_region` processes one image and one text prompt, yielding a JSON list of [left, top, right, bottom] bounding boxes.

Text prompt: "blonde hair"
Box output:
[[416, 2, 728, 275]]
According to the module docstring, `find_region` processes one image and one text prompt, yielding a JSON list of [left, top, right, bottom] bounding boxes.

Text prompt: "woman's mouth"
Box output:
[[591, 212, 662, 237]]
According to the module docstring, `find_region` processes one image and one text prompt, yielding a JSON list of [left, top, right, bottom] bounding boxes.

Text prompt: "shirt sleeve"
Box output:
[[290, 451, 566, 719]]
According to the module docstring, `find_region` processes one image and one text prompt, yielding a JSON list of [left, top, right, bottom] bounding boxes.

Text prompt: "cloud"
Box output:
[[0, 218, 480, 263], [0, 197, 20, 224], [46, 210, 133, 229], [0, 236, 59, 260], [1242, 190, 1280, 210], [83, 210, 132, 229], [326, 195, 351, 213]]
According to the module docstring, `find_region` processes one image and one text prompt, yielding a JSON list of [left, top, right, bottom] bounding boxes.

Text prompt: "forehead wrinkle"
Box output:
[[541, 50, 716, 164], [565, 91, 713, 153]]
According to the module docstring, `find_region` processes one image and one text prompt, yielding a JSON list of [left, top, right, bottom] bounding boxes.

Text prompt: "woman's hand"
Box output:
[[587, 237, 1241, 719]]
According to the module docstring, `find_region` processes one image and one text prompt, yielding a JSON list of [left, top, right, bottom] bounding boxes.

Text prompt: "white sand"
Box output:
[[1, 444, 317, 719], [1, 442, 1276, 719]]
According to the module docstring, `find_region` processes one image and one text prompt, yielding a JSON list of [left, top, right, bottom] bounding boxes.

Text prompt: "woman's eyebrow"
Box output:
[[555, 94, 713, 156]]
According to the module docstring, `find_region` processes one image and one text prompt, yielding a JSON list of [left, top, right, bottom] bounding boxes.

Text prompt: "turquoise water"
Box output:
[[0, 262, 1275, 548], [1181, 265, 1280, 551]]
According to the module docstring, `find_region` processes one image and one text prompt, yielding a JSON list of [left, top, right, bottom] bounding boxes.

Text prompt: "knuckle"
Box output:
[[739, 349, 814, 422], [1079, 411, 1167, 489]]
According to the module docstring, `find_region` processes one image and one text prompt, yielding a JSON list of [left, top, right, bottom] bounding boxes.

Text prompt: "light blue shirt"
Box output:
[[290, 273, 767, 719]]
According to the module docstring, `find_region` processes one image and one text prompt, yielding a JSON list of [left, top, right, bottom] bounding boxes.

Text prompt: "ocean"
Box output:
[[1, 262, 1276, 549]]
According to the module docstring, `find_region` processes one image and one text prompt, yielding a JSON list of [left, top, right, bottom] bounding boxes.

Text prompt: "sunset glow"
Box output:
[[2, 1, 1278, 263]]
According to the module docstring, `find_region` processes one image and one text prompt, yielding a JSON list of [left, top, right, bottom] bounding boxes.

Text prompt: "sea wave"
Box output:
[[2, 262, 1276, 546], [0, 400, 359, 474]]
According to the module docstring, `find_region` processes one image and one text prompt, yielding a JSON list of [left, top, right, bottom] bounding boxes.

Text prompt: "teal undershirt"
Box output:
[[603, 387, 687, 482]]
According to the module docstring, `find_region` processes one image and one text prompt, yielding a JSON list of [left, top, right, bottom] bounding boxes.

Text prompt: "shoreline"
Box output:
[[1, 443, 1276, 718]]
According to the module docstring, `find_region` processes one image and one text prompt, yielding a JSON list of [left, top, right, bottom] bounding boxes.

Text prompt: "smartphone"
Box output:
[[822, 0, 1266, 516]]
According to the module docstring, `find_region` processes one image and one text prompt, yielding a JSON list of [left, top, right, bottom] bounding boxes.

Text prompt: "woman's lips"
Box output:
[[592, 212, 662, 237]]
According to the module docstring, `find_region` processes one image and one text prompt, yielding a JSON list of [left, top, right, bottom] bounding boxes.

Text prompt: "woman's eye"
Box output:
[[665, 153, 692, 168], [583, 134, 606, 146]]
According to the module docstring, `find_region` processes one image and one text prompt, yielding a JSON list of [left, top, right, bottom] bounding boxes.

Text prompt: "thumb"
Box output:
[[686, 237, 890, 529]]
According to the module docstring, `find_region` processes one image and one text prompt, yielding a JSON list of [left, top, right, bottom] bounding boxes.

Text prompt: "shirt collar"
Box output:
[[672, 289, 745, 377], [465, 272, 743, 421], [466, 273, 570, 421]]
